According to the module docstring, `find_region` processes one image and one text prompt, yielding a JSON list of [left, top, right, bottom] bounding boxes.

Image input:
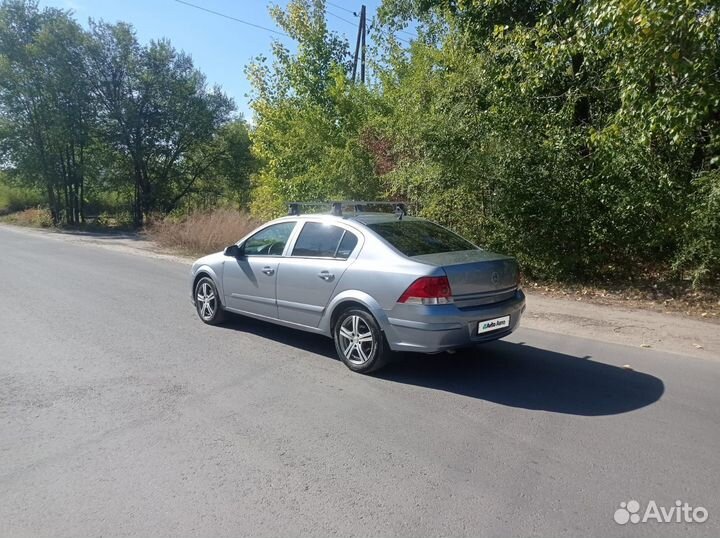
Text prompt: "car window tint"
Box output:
[[292, 222, 346, 258], [244, 222, 296, 256], [367, 220, 476, 256], [335, 231, 358, 259]]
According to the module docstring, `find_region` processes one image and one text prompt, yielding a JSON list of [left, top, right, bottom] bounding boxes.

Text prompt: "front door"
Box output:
[[223, 221, 297, 319]]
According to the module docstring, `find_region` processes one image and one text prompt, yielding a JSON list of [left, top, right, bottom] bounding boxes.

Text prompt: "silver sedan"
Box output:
[[191, 208, 526, 373]]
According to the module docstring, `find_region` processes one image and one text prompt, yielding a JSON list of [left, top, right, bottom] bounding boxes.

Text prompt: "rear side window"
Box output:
[[292, 222, 358, 259], [336, 231, 358, 259], [367, 220, 476, 257]]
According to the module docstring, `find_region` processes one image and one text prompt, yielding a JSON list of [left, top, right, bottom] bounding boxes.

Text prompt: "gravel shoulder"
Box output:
[[3, 223, 717, 360], [524, 294, 718, 360]]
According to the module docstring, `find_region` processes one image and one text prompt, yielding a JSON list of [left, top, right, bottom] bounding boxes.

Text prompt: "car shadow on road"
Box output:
[[378, 340, 665, 416], [220, 314, 664, 416], [220, 313, 338, 357]]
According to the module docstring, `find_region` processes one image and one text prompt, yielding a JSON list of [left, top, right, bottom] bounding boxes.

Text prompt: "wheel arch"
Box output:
[[321, 291, 390, 337], [192, 267, 224, 306]]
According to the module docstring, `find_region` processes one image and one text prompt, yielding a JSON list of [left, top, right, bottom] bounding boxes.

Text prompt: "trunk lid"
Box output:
[[412, 250, 519, 308]]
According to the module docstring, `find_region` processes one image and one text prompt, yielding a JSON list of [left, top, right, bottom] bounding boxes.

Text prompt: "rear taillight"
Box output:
[[397, 276, 453, 305]]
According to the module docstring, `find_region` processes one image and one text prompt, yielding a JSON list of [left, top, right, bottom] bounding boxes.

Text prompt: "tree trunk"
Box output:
[[46, 184, 59, 225], [79, 146, 85, 223], [63, 182, 70, 225], [133, 173, 143, 228]]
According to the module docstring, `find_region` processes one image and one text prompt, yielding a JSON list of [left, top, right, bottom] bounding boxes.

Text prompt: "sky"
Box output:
[[37, 0, 388, 120]]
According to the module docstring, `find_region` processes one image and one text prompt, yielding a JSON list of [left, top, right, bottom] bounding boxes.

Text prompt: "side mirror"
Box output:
[[224, 244, 242, 257]]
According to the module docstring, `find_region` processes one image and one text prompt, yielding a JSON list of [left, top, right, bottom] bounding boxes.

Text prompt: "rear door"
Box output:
[[223, 221, 297, 319], [276, 222, 360, 327]]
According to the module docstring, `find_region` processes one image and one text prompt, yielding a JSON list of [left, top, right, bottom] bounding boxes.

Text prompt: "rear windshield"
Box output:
[[367, 220, 477, 256]]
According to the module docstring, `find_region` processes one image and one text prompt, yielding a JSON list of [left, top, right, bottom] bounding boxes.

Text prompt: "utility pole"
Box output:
[[360, 4, 366, 84], [351, 5, 366, 84]]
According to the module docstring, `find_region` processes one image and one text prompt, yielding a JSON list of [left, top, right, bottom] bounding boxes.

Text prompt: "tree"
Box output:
[[247, 0, 380, 219], [166, 119, 255, 211], [372, 0, 720, 281], [204, 119, 255, 208], [87, 21, 234, 225], [0, 0, 94, 224]]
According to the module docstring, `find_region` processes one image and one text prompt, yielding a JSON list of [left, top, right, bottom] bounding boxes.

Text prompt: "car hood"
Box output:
[[192, 251, 225, 269]]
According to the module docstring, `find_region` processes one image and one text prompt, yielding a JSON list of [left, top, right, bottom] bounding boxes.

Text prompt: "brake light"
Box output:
[[398, 276, 453, 305]]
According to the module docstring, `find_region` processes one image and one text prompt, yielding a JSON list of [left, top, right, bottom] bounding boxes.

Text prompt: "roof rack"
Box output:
[[288, 201, 407, 218]]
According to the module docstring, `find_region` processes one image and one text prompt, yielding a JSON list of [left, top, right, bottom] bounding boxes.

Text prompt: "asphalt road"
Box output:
[[1, 225, 718, 538]]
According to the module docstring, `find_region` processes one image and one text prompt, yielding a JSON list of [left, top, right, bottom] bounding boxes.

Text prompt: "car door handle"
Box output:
[[262, 266, 275, 276], [318, 271, 335, 281]]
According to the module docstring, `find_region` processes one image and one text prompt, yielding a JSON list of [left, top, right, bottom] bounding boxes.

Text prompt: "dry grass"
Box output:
[[0, 207, 53, 227], [146, 208, 260, 256]]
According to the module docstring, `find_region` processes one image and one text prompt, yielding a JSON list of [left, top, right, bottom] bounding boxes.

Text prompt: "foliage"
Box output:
[[1, 0, 718, 284], [170, 119, 256, 213], [366, 0, 720, 281], [249, 0, 720, 282], [246, 0, 381, 220], [0, 0, 93, 224], [0, 180, 43, 214], [87, 21, 235, 225], [246, 0, 718, 283], [674, 171, 720, 285]]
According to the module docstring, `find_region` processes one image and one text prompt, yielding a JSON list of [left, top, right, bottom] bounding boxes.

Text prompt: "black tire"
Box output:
[[333, 308, 390, 373], [194, 276, 226, 325]]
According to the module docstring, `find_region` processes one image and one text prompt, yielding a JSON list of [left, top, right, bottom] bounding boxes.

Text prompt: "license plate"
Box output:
[[478, 315, 510, 334]]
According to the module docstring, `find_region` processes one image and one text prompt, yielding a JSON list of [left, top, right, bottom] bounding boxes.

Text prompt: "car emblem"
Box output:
[[491, 271, 499, 285]]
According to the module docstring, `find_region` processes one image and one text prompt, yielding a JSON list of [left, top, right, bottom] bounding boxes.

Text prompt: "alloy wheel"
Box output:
[[196, 281, 217, 321], [338, 315, 375, 365]]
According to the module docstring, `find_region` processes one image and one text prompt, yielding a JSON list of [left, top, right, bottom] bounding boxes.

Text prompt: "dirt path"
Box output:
[[3, 223, 718, 360]]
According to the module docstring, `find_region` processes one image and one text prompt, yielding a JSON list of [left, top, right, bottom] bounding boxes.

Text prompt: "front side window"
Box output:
[[367, 220, 477, 257], [292, 222, 358, 259], [243, 222, 296, 256]]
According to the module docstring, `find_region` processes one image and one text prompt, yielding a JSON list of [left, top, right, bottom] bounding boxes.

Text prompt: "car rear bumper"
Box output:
[[383, 289, 526, 353]]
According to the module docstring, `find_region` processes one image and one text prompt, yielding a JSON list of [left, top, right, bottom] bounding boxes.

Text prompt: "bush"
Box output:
[[674, 171, 720, 285], [84, 191, 133, 218], [93, 209, 135, 230], [0, 184, 45, 215], [146, 208, 260, 256]]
